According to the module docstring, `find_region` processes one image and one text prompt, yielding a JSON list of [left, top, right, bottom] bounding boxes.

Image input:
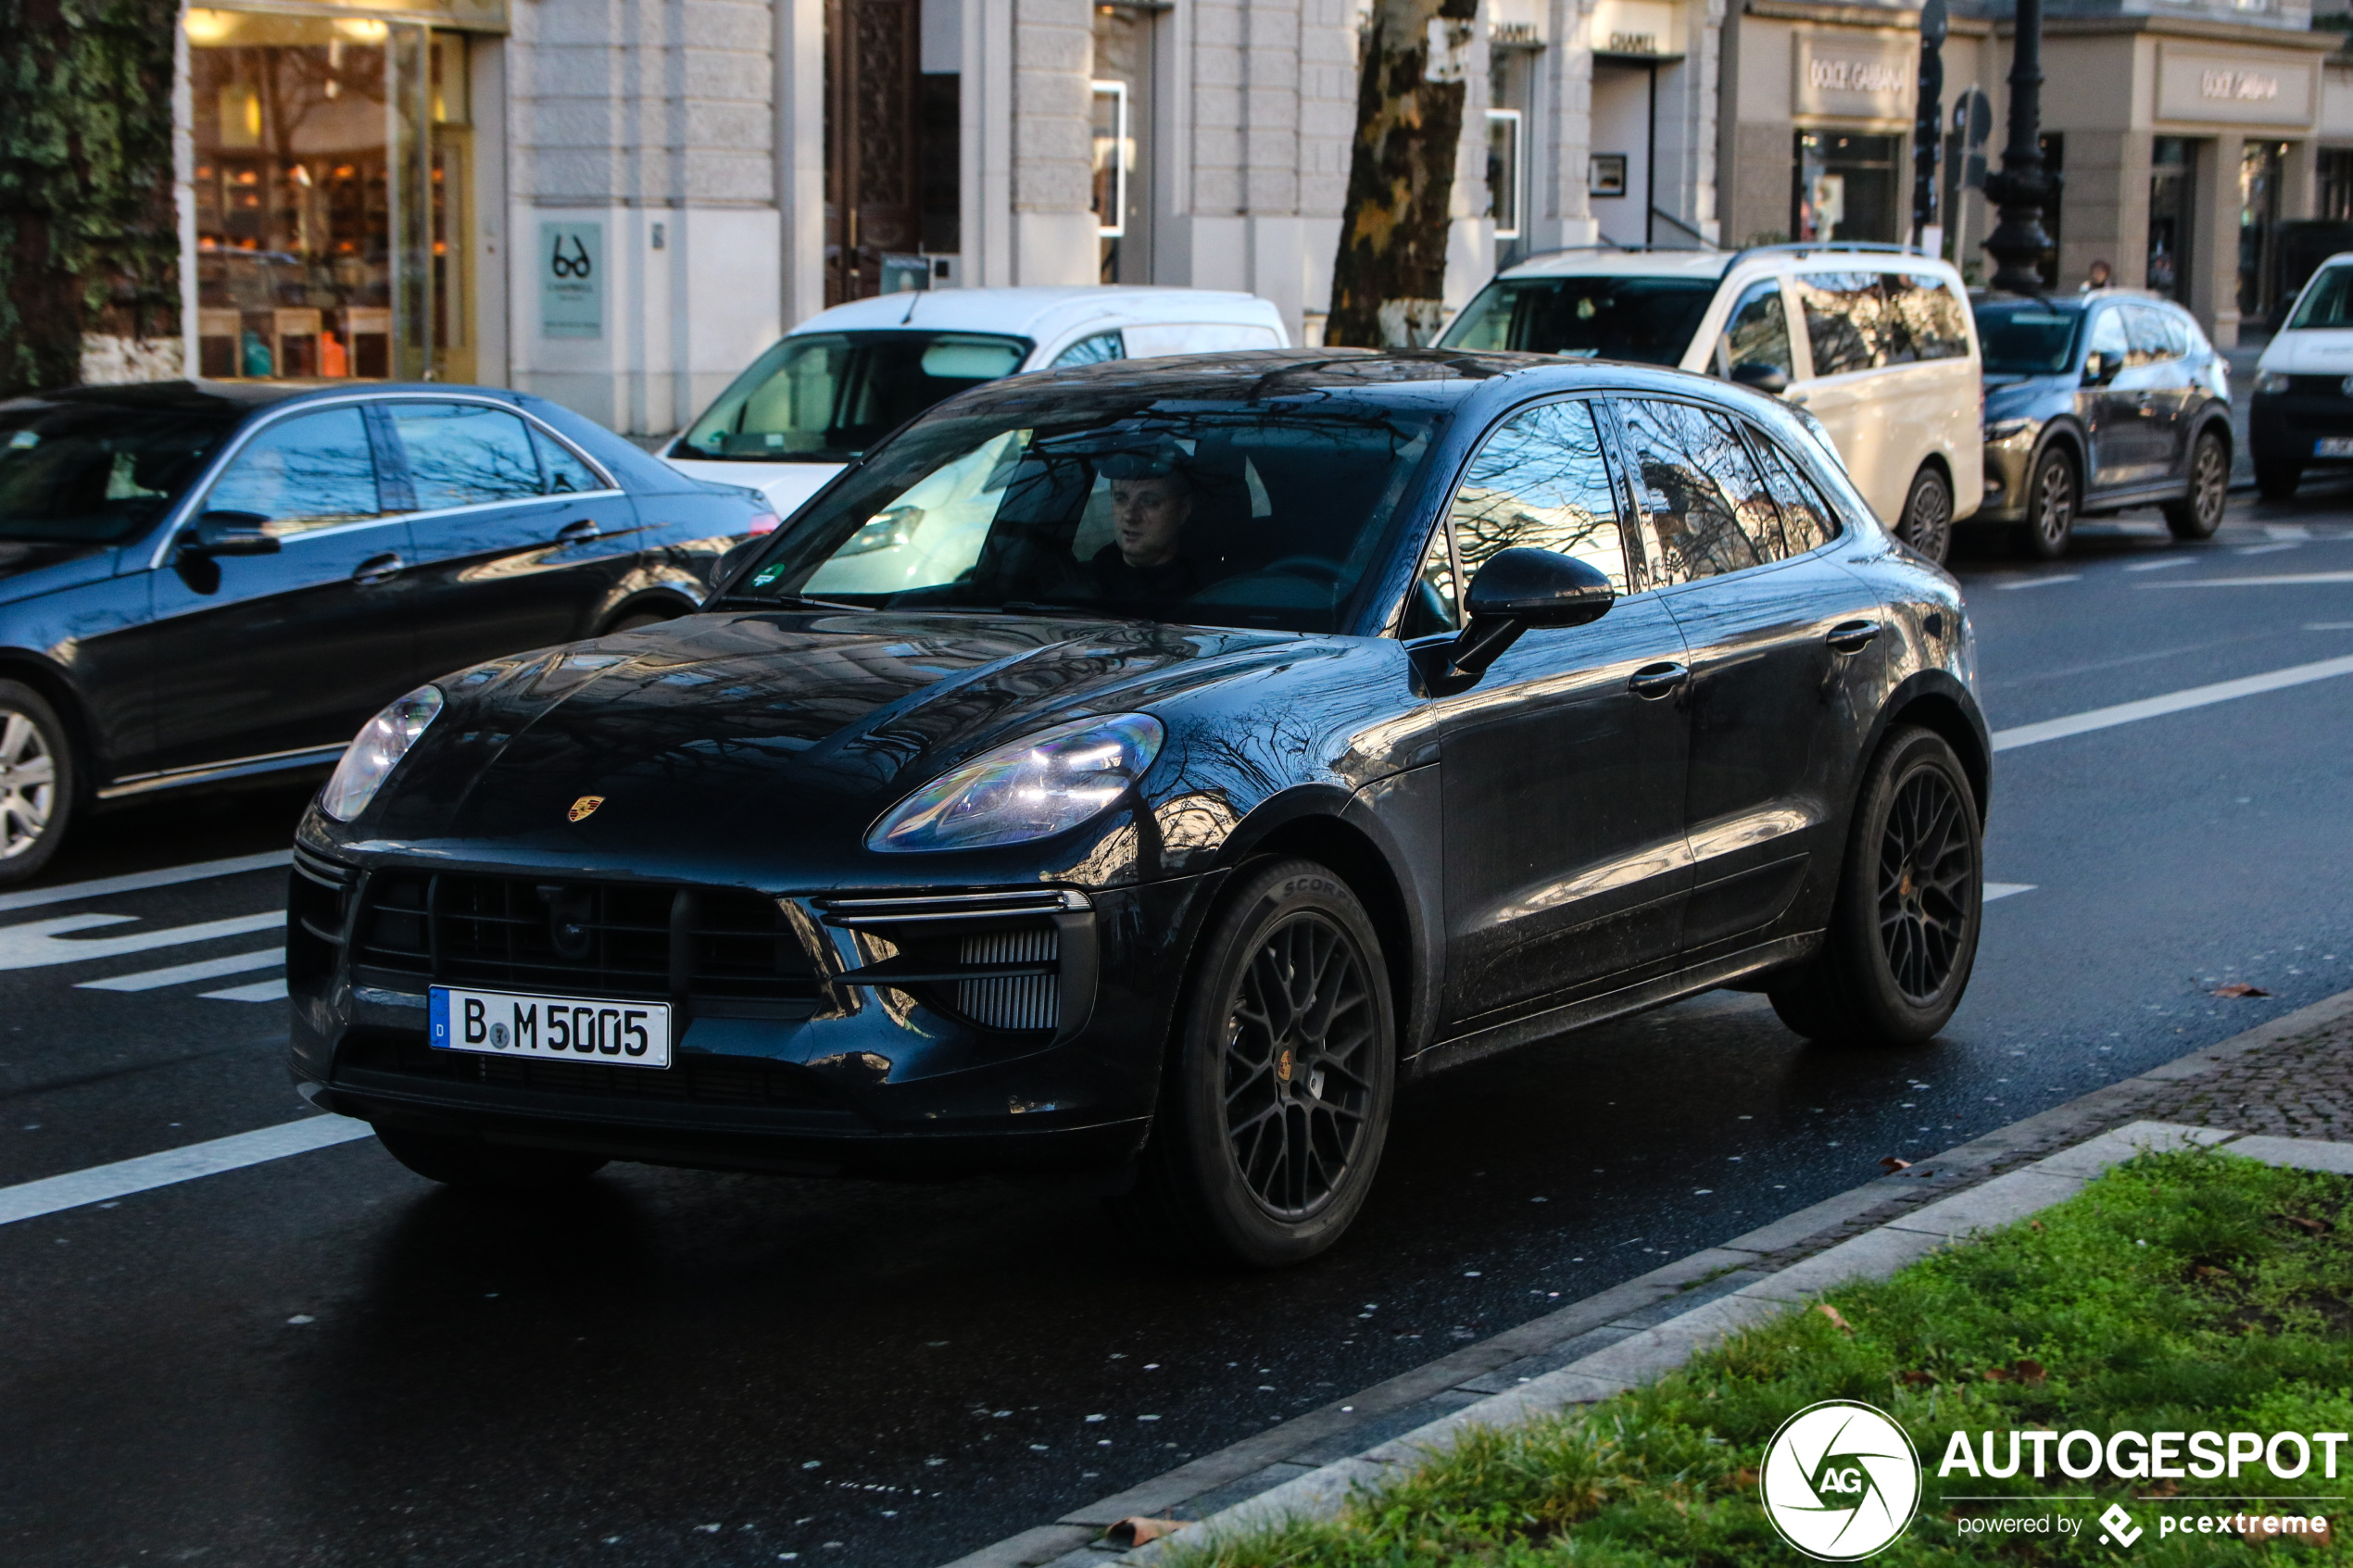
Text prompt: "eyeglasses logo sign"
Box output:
[[568, 795, 605, 823], [1761, 1400, 1921, 1560]]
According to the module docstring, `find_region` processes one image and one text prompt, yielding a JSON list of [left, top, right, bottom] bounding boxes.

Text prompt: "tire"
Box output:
[[1894, 465, 1954, 564], [2163, 430, 2228, 541], [0, 680, 75, 888], [1768, 725, 1982, 1047], [2255, 457, 2301, 503], [2010, 446, 2077, 560], [1116, 859, 1396, 1268], [373, 1125, 609, 1191]]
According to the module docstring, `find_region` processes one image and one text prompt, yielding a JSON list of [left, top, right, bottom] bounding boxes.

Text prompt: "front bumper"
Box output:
[[1966, 427, 2041, 525], [287, 846, 1227, 1177], [2250, 387, 2353, 468]]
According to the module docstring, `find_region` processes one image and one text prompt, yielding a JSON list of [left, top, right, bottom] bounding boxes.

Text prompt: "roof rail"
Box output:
[[1724, 239, 1934, 270], [1513, 240, 1724, 263]]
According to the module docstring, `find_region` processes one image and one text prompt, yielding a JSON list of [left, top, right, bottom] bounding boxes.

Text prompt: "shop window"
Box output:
[[2148, 138, 2194, 304], [2320, 148, 2353, 221], [2034, 132, 2064, 291], [2241, 141, 2287, 321], [1486, 109, 1523, 240], [1793, 132, 1899, 245]]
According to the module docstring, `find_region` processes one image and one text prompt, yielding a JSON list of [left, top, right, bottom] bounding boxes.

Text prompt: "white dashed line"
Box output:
[[0, 850, 291, 915], [0, 1116, 374, 1228], [2142, 571, 2353, 588], [0, 910, 284, 973], [2234, 542, 2302, 556], [77, 947, 283, 993], [1991, 654, 2353, 751], [2122, 557, 2192, 571], [1982, 883, 2036, 902], [201, 977, 288, 1004], [1995, 574, 2082, 590]]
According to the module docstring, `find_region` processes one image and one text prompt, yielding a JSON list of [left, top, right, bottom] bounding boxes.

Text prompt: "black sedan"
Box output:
[[1967, 291, 2232, 558], [288, 351, 1990, 1267], [0, 381, 775, 883]]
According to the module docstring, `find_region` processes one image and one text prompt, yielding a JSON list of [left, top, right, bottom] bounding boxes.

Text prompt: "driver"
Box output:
[[1076, 455, 1201, 603]]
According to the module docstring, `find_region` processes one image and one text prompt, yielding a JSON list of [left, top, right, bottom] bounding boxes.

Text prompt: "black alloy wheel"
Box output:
[[1119, 859, 1395, 1267], [0, 680, 74, 887], [2164, 431, 2228, 541], [2014, 446, 2077, 560], [1769, 725, 1982, 1047], [1896, 466, 1954, 563], [2256, 457, 2301, 502], [372, 1124, 610, 1190]]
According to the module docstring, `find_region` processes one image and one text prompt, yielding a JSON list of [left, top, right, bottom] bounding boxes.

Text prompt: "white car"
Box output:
[[1439, 245, 1984, 560], [2249, 251, 2353, 499], [665, 286, 1289, 521]]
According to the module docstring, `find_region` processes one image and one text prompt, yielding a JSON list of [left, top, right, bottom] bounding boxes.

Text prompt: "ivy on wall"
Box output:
[[0, 0, 181, 395]]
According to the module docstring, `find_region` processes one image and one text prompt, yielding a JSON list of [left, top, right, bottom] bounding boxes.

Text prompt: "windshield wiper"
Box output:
[[712, 591, 871, 612], [996, 600, 1160, 622]]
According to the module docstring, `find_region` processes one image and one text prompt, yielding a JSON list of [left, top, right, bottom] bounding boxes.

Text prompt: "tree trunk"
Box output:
[[1326, 0, 1478, 348]]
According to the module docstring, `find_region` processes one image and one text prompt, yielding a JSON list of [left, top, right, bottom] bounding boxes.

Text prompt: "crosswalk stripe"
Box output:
[[0, 1116, 375, 1228], [0, 909, 284, 972], [77, 947, 284, 993], [203, 977, 288, 1003], [0, 850, 291, 915]]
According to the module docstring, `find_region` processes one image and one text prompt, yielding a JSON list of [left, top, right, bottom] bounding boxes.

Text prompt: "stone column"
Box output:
[[2193, 133, 2243, 346], [1011, 0, 1098, 283]]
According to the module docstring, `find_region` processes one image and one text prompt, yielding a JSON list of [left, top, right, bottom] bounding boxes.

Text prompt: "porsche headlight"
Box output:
[[321, 685, 444, 822], [868, 713, 1164, 852]]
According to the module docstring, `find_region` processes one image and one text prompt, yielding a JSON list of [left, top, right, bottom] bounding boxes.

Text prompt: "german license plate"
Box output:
[[429, 985, 673, 1068], [2314, 437, 2353, 458]]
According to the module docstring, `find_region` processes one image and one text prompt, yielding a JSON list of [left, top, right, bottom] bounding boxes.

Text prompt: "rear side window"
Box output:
[[1050, 331, 1125, 369], [1448, 400, 1629, 592], [389, 402, 546, 509], [530, 424, 603, 494], [1883, 273, 1970, 362], [1747, 433, 1841, 554], [203, 407, 384, 535], [1793, 272, 1884, 377], [1617, 398, 1785, 581], [2125, 305, 2175, 366]]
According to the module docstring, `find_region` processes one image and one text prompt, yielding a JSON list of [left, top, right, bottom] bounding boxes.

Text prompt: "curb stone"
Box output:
[[935, 985, 2353, 1568]]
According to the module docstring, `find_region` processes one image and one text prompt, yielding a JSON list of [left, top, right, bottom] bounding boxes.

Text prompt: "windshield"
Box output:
[[729, 387, 1443, 633], [673, 331, 1033, 464], [2290, 265, 2353, 329], [1972, 299, 2083, 375], [0, 403, 235, 544], [1438, 275, 1718, 364]]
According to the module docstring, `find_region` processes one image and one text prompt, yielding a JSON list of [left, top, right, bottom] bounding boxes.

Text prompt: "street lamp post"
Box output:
[[1912, 0, 1947, 255], [1981, 0, 2057, 294]]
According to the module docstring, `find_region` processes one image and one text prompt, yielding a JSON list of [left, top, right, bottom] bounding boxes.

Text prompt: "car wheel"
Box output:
[[2255, 457, 2301, 502], [1768, 725, 1982, 1047], [0, 680, 75, 888], [373, 1125, 609, 1190], [1895, 465, 1953, 563], [2011, 446, 2077, 560], [1118, 858, 1395, 1268], [2163, 431, 2228, 540]]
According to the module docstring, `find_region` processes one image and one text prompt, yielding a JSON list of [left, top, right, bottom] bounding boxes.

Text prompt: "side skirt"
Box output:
[[1405, 932, 1823, 1079]]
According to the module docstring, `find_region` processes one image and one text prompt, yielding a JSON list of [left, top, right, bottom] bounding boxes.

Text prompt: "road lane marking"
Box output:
[[0, 850, 291, 915], [0, 1116, 373, 1228], [77, 947, 283, 993], [1995, 574, 2082, 590], [2142, 571, 2353, 587], [2122, 557, 2192, 571], [0, 910, 284, 972], [2265, 524, 2312, 540], [2310, 621, 2353, 630], [1983, 883, 2035, 902], [1991, 654, 2353, 751], [203, 977, 287, 1003], [2235, 542, 2302, 556]]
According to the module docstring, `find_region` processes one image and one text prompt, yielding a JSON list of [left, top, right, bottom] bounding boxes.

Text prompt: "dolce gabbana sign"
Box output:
[[2157, 44, 2315, 127], [1793, 36, 1914, 119]]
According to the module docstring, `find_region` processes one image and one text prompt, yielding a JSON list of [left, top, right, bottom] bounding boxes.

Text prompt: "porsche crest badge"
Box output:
[[568, 795, 606, 823]]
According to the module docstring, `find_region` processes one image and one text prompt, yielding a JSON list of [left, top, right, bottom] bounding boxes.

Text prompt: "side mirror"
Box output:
[[712, 536, 767, 594], [2082, 351, 2119, 387], [1442, 547, 1616, 680], [181, 511, 281, 558], [1730, 362, 1792, 395]]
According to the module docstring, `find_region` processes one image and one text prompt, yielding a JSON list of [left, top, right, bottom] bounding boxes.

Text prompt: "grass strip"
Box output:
[[1167, 1148, 2353, 1564]]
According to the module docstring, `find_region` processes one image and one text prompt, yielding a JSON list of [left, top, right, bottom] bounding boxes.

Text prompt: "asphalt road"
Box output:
[[6, 495, 2352, 1568]]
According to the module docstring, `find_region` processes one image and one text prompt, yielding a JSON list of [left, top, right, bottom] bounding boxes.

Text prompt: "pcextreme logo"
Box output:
[[1761, 1400, 1923, 1560]]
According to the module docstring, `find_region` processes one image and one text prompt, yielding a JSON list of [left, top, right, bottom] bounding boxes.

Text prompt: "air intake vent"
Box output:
[[956, 926, 1059, 1031]]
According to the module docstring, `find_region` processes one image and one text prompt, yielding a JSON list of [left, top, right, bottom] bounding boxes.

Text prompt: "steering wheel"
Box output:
[[1254, 555, 1344, 584]]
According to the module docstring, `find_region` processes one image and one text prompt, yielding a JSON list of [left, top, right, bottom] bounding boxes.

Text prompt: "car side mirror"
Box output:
[[2082, 352, 2118, 387], [1730, 362, 1792, 395], [1442, 547, 1616, 680], [181, 511, 281, 558], [712, 536, 767, 593]]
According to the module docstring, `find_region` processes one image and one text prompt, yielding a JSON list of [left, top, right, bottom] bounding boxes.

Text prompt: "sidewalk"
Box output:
[[941, 986, 2353, 1568]]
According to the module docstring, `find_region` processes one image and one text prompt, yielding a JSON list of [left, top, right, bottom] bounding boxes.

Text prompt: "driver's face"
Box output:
[[1109, 476, 1191, 568]]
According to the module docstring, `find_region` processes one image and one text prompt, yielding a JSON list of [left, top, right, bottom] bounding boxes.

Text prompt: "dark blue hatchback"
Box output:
[[0, 380, 775, 884]]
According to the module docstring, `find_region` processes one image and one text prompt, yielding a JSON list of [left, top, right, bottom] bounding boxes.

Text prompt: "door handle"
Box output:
[[555, 519, 601, 544], [1826, 619, 1881, 654], [1627, 661, 1689, 699], [352, 552, 404, 585]]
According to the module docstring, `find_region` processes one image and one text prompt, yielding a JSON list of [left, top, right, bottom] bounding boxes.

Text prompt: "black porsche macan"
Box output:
[[289, 349, 1990, 1266]]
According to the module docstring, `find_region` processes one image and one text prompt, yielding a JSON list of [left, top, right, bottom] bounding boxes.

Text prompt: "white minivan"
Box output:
[[665, 286, 1289, 520], [1438, 244, 1983, 560]]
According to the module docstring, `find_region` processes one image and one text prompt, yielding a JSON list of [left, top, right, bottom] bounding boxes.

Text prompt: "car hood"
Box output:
[[358, 609, 1303, 882], [0, 539, 119, 608], [1982, 374, 2070, 419], [2257, 328, 2353, 375], [662, 456, 844, 519]]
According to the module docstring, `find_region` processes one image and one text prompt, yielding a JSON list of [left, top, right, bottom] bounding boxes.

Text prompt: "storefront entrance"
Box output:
[[2240, 140, 2288, 323], [2148, 136, 2194, 303], [1793, 131, 1900, 244], [185, 8, 472, 382]]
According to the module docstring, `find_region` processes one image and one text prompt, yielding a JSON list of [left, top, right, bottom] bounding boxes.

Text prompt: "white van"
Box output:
[[665, 286, 1289, 520], [2249, 251, 2353, 498], [1439, 245, 1983, 560]]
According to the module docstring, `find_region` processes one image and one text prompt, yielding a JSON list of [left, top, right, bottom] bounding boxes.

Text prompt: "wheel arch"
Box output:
[[2189, 407, 2233, 462], [593, 587, 702, 635], [1872, 673, 1991, 825], [0, 649, 97, 795]]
